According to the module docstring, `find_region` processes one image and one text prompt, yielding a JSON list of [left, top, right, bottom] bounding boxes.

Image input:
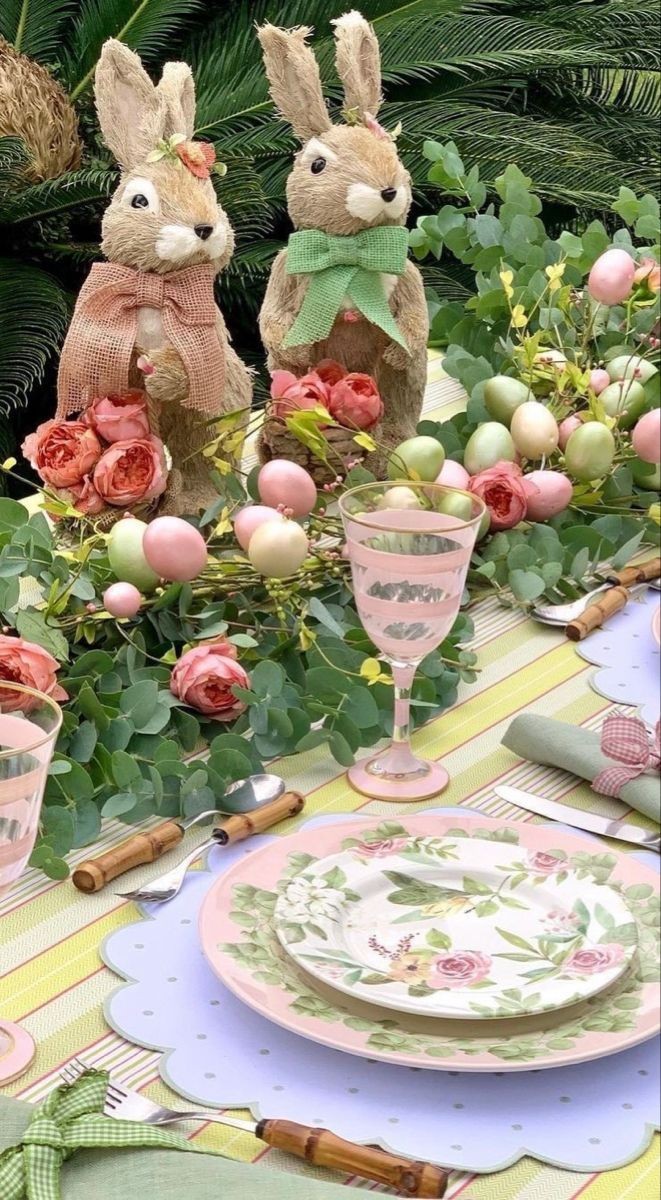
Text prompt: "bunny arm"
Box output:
[[382, 261, 429, 371], [259, 250, 315, 370]]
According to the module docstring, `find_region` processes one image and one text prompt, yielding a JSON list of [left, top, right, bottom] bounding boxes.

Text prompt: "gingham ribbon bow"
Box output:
[[592, 715, 661, 798], [0, 1071, 204, 1200]]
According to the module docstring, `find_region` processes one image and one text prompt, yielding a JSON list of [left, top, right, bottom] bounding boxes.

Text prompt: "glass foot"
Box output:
[[0, 1019, 35, 1084], [348, 750, 449, 802]]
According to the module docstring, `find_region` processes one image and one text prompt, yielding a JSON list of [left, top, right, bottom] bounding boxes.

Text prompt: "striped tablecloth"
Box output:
[[2, 357, 658, 1200]]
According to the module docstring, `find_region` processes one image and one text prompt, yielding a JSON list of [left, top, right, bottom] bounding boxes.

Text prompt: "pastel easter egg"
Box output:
[[588, 249, 636, 305], [107, 517, 159, 591], [564, 423, 615, 481], [632, 409, 661, 464], [233, 504, 284, 551], [631, 456, 661, 490], [103, 582, 142, 619], [387, 436, 445, 482], [589, 369, 610, 395], [522, 470, 573, 522], [435, 459, 470, 489], [143, 516, 208, 582], [607, 354, 658, 384], [483, 376, 531, 427], [510, 401, 559, 459], [558, 415, 582, 450], [257, 460, 317, 518], [248, 519, 309, 578], [437, 491, 474, 522], [377, 486, 421, 510], [463, 423, 516, 475], [599, 380, 647, 427]]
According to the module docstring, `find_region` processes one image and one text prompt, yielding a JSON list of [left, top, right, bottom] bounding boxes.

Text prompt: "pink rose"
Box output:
[[352, 837, 409, 859], [328, 373, 383, 430], [22, 419, 102, 489], [85, 389, 150, 443], [563, 944, 625, 976], [270, 370, 330, 418], [315, 359, 346, 387], [526, 850, 564, 875], [62, 475, 105, 516], [428, 950, 492, 990], [0, 635, 67, 710], [170, 640, 250, 719], [93, 436, 167, 507], [468, 461, 527, 531], [633, 258, 661, 293]]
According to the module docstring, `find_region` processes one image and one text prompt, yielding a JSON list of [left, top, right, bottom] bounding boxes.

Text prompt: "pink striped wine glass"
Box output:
[[339, 482, 485, 801]]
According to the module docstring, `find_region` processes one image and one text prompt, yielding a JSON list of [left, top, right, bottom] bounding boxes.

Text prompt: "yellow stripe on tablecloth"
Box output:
[[570, 1139, 660, 1200]]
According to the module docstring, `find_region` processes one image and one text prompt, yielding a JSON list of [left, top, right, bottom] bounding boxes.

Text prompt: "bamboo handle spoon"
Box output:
[[567, 558, 661, 641]]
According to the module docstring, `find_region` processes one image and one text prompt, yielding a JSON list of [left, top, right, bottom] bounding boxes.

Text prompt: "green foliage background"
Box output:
[[0, 0, 660, 459]]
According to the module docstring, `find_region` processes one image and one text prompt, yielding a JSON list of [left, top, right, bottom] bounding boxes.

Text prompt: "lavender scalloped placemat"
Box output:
[[576, 589, 661, 725], [101, 810, 660, 1176]]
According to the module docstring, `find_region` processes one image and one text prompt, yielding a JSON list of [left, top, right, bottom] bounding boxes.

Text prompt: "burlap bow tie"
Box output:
[[0, 1071, 208, 1200], [57, 261, 224, 418], [283, 226, 410, 351], [593, 715, 661, 798]]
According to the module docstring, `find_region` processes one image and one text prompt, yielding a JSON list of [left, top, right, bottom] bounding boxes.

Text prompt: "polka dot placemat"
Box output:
[[102, 813, 660, 1175]]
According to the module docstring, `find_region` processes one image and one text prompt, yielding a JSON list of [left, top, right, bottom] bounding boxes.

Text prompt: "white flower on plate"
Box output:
[[280, 875, 343, 926]]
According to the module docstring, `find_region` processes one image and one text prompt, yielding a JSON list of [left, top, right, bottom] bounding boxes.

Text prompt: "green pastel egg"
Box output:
[[631, 456, 661, 491], [606, 355, 658, 385], [483, 376, 531, 427], [599, 379, 647, 427], [388, 436, 445, 482], [464, 423, 516, 475], [437, 492, 474, 522], [564, 423, 615, 482], [108, 518, 159, 591]]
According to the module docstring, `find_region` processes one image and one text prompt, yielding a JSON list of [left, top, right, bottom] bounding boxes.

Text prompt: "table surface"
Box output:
[[2, 358, 659, 1200]]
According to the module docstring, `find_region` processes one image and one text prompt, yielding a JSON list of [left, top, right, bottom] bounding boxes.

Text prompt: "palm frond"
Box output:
[[63, 0, 204, 99], [0, 260, 68, 415], [0, 166, 116, 223], [0, 0, 74, 62], [0, 135, 30, 190]]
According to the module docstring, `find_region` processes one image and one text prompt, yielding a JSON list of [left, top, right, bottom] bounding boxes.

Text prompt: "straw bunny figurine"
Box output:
[[56, 39, 251, 517], [258, 11, 428, 475]]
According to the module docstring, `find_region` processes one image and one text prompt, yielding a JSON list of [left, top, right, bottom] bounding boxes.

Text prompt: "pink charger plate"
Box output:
[[199, 812, 660, 1073], [652, 604, 660, 648]]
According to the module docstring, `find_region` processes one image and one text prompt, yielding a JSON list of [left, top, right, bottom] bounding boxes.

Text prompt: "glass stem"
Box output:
[[391, 662, 416, 753]]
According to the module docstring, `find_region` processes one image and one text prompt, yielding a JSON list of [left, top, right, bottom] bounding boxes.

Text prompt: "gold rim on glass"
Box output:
[[0, 681, 63, 759], [338, 480, 486, 534]]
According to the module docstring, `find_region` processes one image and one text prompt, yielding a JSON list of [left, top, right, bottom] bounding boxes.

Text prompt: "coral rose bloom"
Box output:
[[66, 475, 105, 516], [93, 436, 167, 507], [170, 641, 250, 719], [0, 635, 67, 710], [634, 257, 661, 292], [85, 390, 150, 443], [428, 950, 492, 989], [270, 370, 330, 418], [468, 461, 527, 531], [23, 420, 102, 489], [175, 140, 215, 179], [352, 837, 410, 859], [328, 373, 384, 429]]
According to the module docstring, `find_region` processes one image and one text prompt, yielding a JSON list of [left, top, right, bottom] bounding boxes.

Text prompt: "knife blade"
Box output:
[[494, 785, 661, 852]]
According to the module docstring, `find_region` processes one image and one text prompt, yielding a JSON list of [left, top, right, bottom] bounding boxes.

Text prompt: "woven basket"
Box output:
[[259, 418, 361, 485]]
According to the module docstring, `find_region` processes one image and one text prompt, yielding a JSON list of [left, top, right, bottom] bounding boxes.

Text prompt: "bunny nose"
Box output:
[[194, 224, 213, 241], [381, 188, 397, 203]]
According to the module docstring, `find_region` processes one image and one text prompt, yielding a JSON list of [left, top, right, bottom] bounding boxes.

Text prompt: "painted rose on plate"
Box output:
[[563, 944, 625, 976], [428, 950, 493, 990]]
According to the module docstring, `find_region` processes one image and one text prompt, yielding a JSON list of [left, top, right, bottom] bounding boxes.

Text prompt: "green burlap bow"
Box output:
[[0, 1071, 208, 1200], [283, 225, 410, 351]]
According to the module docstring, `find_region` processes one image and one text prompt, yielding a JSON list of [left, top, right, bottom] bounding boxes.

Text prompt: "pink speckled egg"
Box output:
[[233, 504, 284, 551], [588, 249, 635, 306], [257, 460, 318, 518], [103, 582, 142, 618], [558, 415, 583, 450], [632, 409, 661, 464], [143, 517, 208, 582], [435, 459, 470, 490], [589, 369, 610, 395], [522, 471, 573, 522]]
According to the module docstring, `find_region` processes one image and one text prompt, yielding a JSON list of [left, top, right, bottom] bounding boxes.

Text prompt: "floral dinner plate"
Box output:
[[273, 836, 636, 1019]]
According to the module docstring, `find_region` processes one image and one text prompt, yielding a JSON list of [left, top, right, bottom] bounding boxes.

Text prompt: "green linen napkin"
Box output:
[[502, 714, 660, 823], [284, 225, 410, 350], [0, 1077, 351, 1200]]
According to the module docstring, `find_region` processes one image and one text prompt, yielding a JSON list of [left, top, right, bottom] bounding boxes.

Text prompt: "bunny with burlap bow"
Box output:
[[56, 39, 252, 518], [257, 12, 429, 476]]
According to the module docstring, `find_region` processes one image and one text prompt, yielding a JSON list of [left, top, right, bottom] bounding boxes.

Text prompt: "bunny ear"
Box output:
[[95, 39, 163, 169], [158, 62, 196, 139], [257, 23, 331, 141], [332, 10, 382, 119]]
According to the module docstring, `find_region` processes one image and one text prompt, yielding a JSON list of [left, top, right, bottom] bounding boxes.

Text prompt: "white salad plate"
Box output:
[[273, 833, 637, 1020]]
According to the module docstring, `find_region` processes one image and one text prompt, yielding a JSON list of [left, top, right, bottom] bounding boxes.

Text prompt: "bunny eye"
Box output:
[[310, 157, 326, 174], [131, 194, 149, 209], [122, 178, 160, 214]]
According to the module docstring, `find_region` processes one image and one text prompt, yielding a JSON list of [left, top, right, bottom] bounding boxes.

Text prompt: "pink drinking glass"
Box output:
[[0, 681, 62, 895], [339, 481, 485, 801]]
